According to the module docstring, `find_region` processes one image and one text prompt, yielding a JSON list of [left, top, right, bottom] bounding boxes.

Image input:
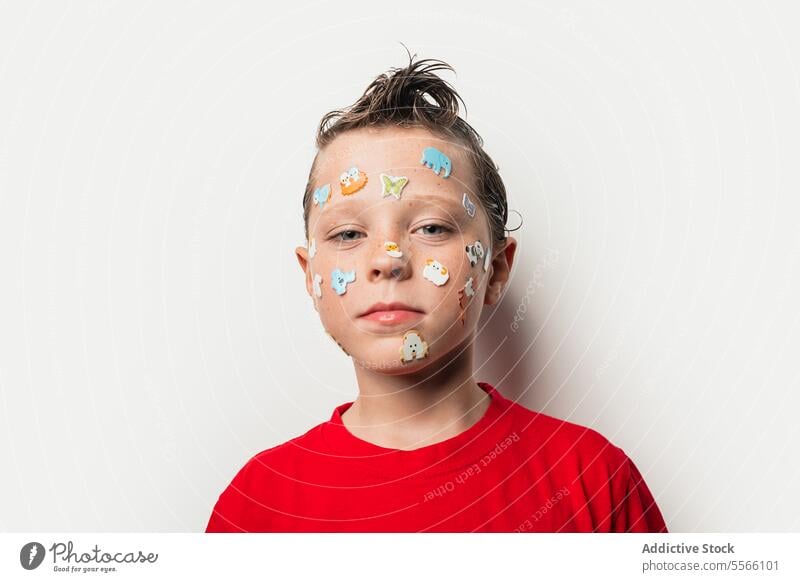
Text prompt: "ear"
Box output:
[[484, 236, 517, 305], [295, 244, 317, 308]]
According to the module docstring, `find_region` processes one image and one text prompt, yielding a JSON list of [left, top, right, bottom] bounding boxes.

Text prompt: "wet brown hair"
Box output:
[[302, 53, 509, 249]]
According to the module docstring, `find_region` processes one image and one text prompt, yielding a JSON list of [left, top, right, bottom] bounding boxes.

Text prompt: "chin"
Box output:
[[351, 352, 431, 375]]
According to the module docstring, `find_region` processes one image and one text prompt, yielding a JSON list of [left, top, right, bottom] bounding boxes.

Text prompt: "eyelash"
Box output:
[[332, 224, 452, 241]]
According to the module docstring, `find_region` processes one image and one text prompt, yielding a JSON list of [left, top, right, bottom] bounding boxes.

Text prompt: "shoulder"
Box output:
[[230, 421, 329, 486], [503, 399, 668, 531], [504, 397, 629, 473], [205, 423, 328, 532]]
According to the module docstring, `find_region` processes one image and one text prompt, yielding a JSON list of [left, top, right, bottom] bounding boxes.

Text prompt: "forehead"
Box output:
[[320, 125, 460, 162], [308, 126, 478, 227]]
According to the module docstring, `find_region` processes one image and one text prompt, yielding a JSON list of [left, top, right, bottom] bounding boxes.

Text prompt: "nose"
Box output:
[[367, 240, 411, 282]]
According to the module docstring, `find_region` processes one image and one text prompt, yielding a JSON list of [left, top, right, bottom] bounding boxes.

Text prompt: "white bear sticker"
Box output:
[[422, 258, 449, 286], [400, 330, 429, 362], [313, 273, 322, 298]]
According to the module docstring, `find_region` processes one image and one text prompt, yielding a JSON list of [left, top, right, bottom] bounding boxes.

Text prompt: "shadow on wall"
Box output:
[[477, 248, 561, 412]]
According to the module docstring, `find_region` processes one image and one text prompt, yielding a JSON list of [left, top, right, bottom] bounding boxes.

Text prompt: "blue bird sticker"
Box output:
[[313, 184, 332, 209], [420, 146, 452, 178], [331, 268, 356, 295]]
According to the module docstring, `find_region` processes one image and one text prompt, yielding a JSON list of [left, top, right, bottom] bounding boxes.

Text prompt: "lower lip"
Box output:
[[359, 310, 424, 324]]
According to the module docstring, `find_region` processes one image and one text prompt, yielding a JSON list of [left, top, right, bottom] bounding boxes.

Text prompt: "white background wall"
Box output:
[[1, 0, 798, 532]]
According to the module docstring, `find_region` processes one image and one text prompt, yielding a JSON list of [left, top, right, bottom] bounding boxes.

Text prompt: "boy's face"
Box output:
[[295, 126, 515, 374]]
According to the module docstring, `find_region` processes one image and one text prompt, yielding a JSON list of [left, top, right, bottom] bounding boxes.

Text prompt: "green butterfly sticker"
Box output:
[[380, 174, 409, 200]]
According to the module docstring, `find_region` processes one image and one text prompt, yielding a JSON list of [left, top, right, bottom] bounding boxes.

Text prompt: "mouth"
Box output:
[[358, 302, 426, 324]]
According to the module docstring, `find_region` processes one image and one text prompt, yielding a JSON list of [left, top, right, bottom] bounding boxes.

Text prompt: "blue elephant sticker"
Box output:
[[420, 146, 452, 178], [331, 268, 356, 295]]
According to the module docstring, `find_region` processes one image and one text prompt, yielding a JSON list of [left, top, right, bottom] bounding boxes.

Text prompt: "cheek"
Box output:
[[418, 247, 474, 305], [434, 241, 487, 320], [309, 251, 363, 322], [315, 290, 355, 335], [437, 242, 476, 281]]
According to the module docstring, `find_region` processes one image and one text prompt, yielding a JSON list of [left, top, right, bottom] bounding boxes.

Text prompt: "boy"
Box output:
[[205, 56, 668, 533]]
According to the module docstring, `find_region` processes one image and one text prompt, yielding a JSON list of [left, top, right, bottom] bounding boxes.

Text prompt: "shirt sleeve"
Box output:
[[611, 452, 668, 533], [204, 459, 256, 533]]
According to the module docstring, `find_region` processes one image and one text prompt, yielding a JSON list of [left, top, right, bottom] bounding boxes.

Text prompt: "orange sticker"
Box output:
[[457, 276, 475, 325], [339, 166, 368, 195]]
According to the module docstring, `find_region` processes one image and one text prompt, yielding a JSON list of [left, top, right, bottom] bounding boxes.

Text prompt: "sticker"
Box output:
[[313, 273, 322, 298], [462, 192, 476, 218], [465, 241, 485, 267], [308, 237, 317, 259], [483, 244, 492, 272], [384, 241, 403, 258], [420, 146, 452, 178], [457, 276, 476, 325], [380, 173, 409, 200], [400, 329, 429, 362], [313, 184, 331, 209], [339, 166, 368, 195], [326, 330, 350, 356], [423, 258, 449, 286], [331, 268, 356, 295]]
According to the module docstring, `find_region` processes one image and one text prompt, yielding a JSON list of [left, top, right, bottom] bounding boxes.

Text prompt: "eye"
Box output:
[[415, 223, 451, 236], [335, 229, 364, 241]]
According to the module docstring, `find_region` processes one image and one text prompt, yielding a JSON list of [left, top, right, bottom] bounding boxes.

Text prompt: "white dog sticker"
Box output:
[[400, 330, 429, 362]]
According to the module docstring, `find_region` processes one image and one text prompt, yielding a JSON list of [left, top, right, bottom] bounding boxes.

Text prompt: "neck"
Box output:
[[345, 337, 490, 450]]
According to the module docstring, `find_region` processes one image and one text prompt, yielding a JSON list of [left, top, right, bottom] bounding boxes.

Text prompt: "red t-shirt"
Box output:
[[206, 382, 668, 532]]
